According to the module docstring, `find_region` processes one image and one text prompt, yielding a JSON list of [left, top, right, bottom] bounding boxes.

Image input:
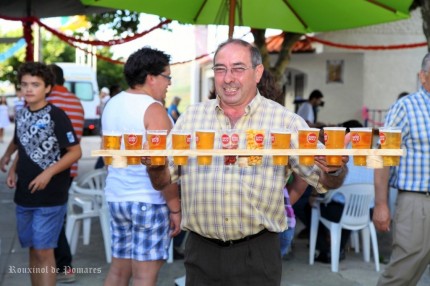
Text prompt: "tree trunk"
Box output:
[[251, 29, 303, 105], [420, 0, 430, 52]]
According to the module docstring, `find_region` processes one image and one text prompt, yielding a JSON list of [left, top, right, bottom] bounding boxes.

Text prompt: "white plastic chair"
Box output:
[[309, 183, 379, 272], [70, 169, 107, 245], [66, 169, 111, 263]]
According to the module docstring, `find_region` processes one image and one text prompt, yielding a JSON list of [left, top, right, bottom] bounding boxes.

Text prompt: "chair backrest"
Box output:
[[70, 169, 108, 210], [335, 184, 374, 230], [77, 169, 107, 190]]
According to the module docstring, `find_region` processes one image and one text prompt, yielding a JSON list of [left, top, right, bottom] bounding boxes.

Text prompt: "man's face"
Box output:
[[311, 98, 323, 107], [213, 43, 263, 108], [153, 66, 172, 102], [420, 70, 430, 92]]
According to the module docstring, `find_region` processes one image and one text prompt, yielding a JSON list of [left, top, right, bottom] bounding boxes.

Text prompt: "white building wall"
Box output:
[[319, 9, 426, 111], [288, 53, 364, 125]]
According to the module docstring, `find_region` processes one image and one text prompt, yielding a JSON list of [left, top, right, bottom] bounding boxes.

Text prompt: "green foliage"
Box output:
[[96, 47, 127, 90], [0, 27, 25, 86], [87, 10, 140, 37], [0, 29, 75, 86], [42, 35, 75, 64]]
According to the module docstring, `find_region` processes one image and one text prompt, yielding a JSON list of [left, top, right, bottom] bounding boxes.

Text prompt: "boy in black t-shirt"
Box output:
[[3, 62, 81, 286]]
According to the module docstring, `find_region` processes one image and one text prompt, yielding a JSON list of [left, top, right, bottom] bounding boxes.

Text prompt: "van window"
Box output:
[[64, 82, 94, 101]]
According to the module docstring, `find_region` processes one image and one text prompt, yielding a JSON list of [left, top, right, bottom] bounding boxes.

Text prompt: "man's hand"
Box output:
[[373, 203, 391, 232], [314, 155, 349, 173], [169, 212, 182, 237], [6, 170, 16, 188], [0, 155, 10, 172]]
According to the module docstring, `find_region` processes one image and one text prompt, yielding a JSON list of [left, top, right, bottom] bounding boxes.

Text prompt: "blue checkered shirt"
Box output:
[[385, 87, 430, 192]]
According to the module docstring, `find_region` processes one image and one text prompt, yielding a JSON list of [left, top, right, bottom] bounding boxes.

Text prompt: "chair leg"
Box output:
[[83, 217, 92, 245], [66, 217, 81, 255], [167, 239, 174, 263], [99, 207, 112, 263], [361, 226, 370, 262], [330, 224, 342, 272], [351, 230, 360, 253], [81, 201, 93, 245], [309, 207, 319, 265], [369, 222, 380, 272]]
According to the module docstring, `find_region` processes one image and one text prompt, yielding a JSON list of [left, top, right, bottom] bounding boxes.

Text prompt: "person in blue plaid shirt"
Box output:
[[373, 53, 430, 286]]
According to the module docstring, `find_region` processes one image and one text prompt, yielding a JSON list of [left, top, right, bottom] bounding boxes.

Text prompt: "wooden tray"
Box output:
[[92, 149, 403, 169], [92, 149, 404, 157]]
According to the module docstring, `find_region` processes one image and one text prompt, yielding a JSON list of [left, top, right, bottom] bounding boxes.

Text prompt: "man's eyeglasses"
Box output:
[[159, 74, 172, 81], [212, 66, 254, 76]]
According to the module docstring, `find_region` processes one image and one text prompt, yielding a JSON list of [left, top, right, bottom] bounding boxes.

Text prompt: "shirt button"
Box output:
[[225, 218, 229, 222], [141, 206, 147, 211]]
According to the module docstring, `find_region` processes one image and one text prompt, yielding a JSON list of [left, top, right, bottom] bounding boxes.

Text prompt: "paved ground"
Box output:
[[0, 124, 429, 285]]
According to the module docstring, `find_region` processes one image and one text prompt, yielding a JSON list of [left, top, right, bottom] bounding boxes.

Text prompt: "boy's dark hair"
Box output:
[[18, 62, 55, 89], [124, 47, 171, 88], [49, 64, 65, 85]]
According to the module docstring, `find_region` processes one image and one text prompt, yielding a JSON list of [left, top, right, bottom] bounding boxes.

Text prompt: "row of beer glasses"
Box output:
[[101, 127, 402, 167], [299, 127, 402, 167]]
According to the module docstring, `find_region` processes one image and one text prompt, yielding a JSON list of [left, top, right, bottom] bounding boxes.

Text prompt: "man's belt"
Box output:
[[399, 189, 429, 196], [193, 229, 269, 247]]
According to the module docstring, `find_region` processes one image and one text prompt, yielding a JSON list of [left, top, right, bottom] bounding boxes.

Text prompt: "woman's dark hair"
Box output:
[[257, 70, 282, 102]]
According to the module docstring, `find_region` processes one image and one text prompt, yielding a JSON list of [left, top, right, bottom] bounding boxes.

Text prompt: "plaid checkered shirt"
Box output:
[[169, 91, 326, 241]]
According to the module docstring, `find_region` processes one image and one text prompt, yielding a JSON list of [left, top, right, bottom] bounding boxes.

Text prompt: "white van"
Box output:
[[56, 62, 100, 135]]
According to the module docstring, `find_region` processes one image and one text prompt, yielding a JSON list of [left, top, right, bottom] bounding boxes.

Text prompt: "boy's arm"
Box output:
[[0, 139, 18, 172], [29, 144, 82, 193], [6, 154, 18, 188]]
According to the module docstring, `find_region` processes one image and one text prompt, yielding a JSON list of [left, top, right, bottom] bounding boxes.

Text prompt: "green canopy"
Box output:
[[81, 0, 412, 37]]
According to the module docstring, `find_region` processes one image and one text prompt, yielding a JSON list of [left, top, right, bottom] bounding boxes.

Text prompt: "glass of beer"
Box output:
[[350, 127, 373, 166], [171, 130, 192, 165], [246, 129, 265, 166], [195, 129, 216, 165], [102, 130, 122, 165], [270, 129, 291, 166], [298, 128, 320, 166], [221, 129, 240, 165], [146, 130, 168, 166], [323, 127, 346, 167], [379, 127, 402, 166], [123, 131, 143, 165]]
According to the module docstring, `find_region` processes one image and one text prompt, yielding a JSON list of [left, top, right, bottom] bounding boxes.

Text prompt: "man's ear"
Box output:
[[255, 64, 264, 83]]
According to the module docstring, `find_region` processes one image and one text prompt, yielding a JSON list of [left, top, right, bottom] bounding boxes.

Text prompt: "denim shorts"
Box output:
[[108, 201, 170, 261], [16, 204, 67, 249], [279, 227, 295, 257]]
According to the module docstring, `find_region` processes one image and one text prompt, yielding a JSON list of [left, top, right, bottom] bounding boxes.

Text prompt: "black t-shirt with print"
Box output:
[[13, 103, 78, 207]]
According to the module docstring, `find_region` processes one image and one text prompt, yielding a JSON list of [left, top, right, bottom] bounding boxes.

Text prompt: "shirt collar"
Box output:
[[214, 90, 263, 115], [420, 86, 430, 97]]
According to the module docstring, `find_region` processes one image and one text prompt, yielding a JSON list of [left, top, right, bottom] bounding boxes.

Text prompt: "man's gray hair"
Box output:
[[421, 53, 430, 72], [213, 39, 262, 67]]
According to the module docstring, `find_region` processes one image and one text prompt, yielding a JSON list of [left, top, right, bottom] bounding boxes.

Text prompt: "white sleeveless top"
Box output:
[[101, 91, 165, 204]]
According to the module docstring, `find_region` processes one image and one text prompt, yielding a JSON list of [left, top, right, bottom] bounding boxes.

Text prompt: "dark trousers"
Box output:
[[55, 177, 73, 270], [185, 231, 281, 286], [293, 186, 314, 231], [55, 221, 73, 270], [316, 202, 350, 254]]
